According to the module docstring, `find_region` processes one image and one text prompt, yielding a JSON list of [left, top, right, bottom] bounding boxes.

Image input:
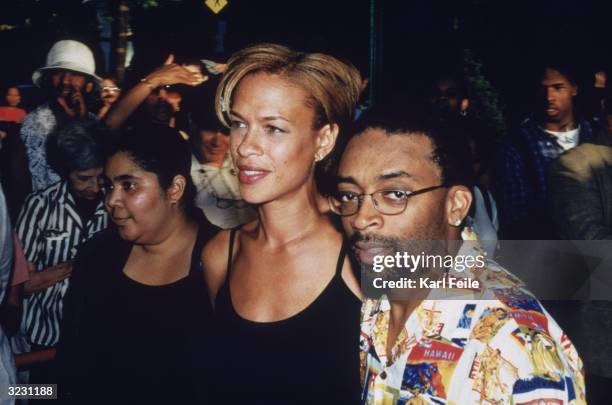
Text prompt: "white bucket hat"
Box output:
[[32, 40, 102, 87]]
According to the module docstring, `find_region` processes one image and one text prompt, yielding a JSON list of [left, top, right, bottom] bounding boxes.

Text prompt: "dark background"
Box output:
[[0, 0, 609, 121]]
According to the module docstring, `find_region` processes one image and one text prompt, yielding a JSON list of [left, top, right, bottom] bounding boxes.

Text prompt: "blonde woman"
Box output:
[[203, 44, 362, 403]]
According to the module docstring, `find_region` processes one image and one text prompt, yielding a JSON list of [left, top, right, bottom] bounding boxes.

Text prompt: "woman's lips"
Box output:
[[238, 165, 270, 184], [112, 216, 130, 225]]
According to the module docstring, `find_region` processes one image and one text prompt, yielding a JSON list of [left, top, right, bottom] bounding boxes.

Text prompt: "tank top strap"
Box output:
[[226, 228, 238, 276], [334, 238, 348, 277]]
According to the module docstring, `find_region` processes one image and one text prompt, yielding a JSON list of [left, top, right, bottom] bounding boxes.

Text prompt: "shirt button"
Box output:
[[380, 371, 387, 380]]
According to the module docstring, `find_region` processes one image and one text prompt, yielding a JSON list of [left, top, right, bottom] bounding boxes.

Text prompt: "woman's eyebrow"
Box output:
[[229, 110, 290, 123], [111, 174, 140, 182], [261, 115, 290, 123]]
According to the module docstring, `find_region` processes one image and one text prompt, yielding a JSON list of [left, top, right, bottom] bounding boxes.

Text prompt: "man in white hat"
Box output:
[[20, 40, 101, 192]]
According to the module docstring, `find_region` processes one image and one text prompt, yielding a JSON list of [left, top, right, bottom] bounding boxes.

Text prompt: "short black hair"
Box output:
[[47, 121, 108, 178], [110, 124, 199, 220], [351, 106, 475, 189], [189, 99, 227, 135], [534, 57, 580, 86], [1, 84, 21, 106]]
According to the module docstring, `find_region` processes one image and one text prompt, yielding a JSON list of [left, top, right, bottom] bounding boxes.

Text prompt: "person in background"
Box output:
[[202, 43, 362, 403], [497, 58, 595, 239], [0, 86, 30, 221], [426, 73, 499, 256], [105, 54, 206, 130], [57, 125, 218, 404], [548, 96, 612, 403], [0, 85, 26, 124], [0, 181, 17, 405], [97, 76, 121, 119], [0, 120, 31, 224], [550, 129, 612, 239], [189, 103, 257, 229], [20, 40, 101, 192], [585, 68, 607, 128], [15, 122, 108, 384]]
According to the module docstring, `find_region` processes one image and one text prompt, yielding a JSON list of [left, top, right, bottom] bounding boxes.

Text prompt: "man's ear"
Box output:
[[167, 175, 187, 205], [571, 83, 578, 97], [445, 185, 473, 227], [314, 123, 339, 162]]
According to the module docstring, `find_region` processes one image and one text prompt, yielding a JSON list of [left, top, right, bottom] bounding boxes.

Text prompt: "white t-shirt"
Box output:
[[544, 126, 580, 151], [190, 154, 257, 229]]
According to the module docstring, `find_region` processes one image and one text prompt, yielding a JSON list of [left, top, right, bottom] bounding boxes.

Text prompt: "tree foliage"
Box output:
[[463, 48, 507, 138]]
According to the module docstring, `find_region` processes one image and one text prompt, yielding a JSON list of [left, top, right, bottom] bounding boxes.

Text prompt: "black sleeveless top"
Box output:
[[57, 222, 218, 404], [213, 229, 361, 404]]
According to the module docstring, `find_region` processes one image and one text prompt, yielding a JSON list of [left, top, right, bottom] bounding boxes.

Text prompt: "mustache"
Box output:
[[348, 232, 403, 247]]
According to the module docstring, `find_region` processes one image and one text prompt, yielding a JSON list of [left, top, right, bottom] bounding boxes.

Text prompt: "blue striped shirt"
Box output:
[[16, 181, 108, 346]]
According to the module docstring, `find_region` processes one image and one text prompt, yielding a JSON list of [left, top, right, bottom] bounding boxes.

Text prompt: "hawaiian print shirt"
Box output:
[[359, 245, 585, 404]]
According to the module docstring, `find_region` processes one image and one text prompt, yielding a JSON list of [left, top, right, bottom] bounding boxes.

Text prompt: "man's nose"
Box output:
[[89, 178, 100, 194], [351, 196, 383, 232], [158, 88, 169, 101], [63, 71, 78, 86]]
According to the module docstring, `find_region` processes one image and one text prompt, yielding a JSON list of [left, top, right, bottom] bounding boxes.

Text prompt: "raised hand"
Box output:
[[144, 54, 208, 88]]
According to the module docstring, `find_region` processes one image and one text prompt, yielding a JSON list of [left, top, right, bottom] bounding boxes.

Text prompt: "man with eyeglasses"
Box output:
[[189, 103, 256, 229], [97, 76, 121, 119], [331, 108, 585, 404]]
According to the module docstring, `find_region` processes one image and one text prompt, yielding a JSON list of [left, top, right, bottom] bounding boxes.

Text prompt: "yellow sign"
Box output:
[[205, 0, 228, 14]]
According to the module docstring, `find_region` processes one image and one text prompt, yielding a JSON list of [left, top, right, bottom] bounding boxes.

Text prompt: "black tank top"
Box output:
[[213, 229, 361, 404]]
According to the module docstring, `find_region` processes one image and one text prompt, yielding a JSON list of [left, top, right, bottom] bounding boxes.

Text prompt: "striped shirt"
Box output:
[[16, 181, 108, 346]]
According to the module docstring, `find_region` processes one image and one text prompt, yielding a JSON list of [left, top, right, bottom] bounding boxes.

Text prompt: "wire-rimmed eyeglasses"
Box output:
[[215, 197, 248, 209], [329, 184, 447, 216]]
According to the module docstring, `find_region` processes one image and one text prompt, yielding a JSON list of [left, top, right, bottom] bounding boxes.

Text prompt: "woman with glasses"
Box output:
[[202, 43, 363, 403], [57, 125, 218, 404]]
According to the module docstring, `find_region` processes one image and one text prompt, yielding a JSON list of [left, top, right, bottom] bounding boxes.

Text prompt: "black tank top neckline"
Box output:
[[220, 228, 353, 325], [213, 228, 362, 403]]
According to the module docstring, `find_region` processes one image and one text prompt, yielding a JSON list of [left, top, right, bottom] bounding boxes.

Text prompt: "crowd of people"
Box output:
[[0, 37, 610, 404]]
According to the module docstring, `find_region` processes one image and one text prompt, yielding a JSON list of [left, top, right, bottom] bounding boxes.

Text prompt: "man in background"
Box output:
[[189, 105, 256, 229], [497, 60, 595, 239], [20, 40, 101, 192]]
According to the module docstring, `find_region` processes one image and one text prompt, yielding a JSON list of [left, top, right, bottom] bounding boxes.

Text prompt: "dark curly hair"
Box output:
[[349, 106, 475, 190], [110, 124, 199, 220]]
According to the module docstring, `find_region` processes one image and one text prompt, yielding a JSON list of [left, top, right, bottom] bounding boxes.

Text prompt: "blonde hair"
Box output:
[[215, 43, 362, 132]]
